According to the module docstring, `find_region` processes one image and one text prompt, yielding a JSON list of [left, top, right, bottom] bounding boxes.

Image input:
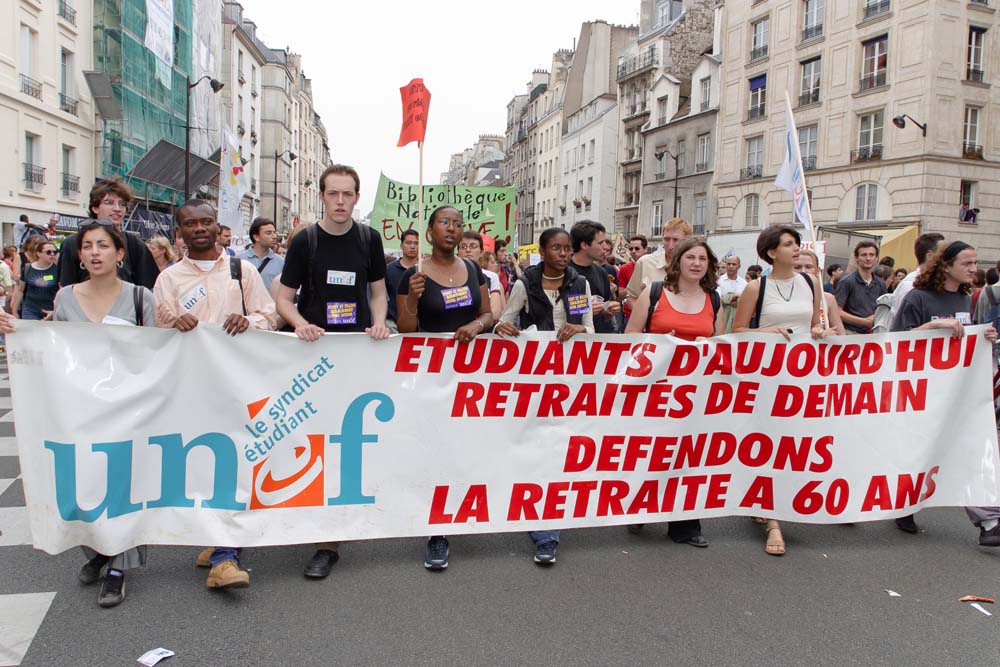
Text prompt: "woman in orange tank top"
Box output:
[[625, 237, 725, 549]]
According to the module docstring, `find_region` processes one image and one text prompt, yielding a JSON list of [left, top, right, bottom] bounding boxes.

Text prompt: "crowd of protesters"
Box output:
[[1, 166, 998, 609]]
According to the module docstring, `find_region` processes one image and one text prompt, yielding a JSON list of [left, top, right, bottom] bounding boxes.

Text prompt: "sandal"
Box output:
[[765, 526, 785, 556]]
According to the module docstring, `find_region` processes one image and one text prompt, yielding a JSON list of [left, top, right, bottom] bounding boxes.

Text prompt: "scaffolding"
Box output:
[[92, 0, 194, 209]]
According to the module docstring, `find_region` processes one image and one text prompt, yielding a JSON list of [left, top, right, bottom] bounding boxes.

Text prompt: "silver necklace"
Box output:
[[773, 277, 795, 302], [542, 272, 565, 280]]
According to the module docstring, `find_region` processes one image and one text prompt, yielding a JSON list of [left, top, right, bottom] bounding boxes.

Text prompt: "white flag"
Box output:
[[773, 93, 824, 266], [218, 125, 249, 234]]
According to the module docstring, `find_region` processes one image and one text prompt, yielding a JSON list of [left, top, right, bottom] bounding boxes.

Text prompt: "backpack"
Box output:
[[300, 222, 371, 313], [982, 285, 1000, 332], [132, 285, 145, 326], [749, 273, 816, 329], [229, 257, 247, 316], [645, 281, 721, 333]]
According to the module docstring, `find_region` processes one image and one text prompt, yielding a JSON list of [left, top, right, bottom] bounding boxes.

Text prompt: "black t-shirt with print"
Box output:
[[279, 222, 386, 332], [570, 259, 615, 334], [398, 259, 486, 333]]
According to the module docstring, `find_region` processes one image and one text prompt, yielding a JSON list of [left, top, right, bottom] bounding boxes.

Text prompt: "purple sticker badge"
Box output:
[[441, 286, 473, 310], [326, 302, 358, 325], [566, 294, 590, 315]]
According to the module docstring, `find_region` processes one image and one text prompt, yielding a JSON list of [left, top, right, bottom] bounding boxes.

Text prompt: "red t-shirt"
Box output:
[[619, 261, 636, 316], [648, 290, 714, 341]]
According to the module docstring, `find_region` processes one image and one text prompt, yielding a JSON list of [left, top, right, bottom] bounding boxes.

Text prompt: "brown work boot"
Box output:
[[206, 560, 249, 589], [195, 547, 214, 568]]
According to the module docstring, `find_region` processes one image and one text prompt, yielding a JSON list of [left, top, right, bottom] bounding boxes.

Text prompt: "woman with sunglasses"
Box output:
[[0, 220, 155, 607], [11, 240, 58, 320]]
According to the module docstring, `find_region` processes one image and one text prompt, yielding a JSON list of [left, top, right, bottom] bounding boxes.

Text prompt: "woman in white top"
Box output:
[[732, 224, 834, 557]]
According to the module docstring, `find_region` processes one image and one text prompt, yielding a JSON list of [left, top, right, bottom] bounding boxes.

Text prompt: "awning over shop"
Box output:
[[126, 140, 219, 194], [854, 225, 919, 273]]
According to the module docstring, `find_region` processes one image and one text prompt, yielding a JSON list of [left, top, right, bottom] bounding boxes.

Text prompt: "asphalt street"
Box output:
[[2, 352, 1000, 665]]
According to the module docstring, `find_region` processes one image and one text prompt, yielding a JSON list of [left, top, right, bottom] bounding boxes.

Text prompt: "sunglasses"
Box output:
[[41, 250, 57, 255]]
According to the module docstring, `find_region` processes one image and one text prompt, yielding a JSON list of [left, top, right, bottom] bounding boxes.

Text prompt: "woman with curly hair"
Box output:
[[625, 236, 726, 549], [891, 240, 998, 537]]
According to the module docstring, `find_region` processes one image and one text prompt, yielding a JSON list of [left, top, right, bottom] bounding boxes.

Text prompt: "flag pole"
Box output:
[[417, 141, 425, 273]]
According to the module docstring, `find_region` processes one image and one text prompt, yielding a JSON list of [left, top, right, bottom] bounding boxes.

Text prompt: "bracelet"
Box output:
[[474, 319, 485, 332], [403, 298, 418, 317]]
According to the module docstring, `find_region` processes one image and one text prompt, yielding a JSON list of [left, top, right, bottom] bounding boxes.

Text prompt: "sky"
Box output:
[[237, 0, 640, 217]]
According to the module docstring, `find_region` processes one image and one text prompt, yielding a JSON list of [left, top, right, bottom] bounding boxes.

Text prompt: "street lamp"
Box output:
[[655, 149, 680, 217], [891, 114, 927, 137], [273, 149, 297, 224], [184, 75, 224, 201]]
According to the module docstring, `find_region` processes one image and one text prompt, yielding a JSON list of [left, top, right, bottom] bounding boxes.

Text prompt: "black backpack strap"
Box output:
[[133, 285, 143, 327], [301, 223, 320, 310], [750, 275, 767, 329], [256, 256, 273, 275], [230, 257, 247, 316], [987, 285, 999, 308], [645, 281, 664, 333], [709, 289, 721, 318]]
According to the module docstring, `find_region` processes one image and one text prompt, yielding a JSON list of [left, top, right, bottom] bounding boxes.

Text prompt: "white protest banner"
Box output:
[[8, 322, 999, 555], [144, 0, 174, 87]]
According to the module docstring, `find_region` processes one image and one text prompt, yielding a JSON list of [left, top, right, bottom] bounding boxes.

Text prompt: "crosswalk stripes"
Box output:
[[0, 358, 54, 666]]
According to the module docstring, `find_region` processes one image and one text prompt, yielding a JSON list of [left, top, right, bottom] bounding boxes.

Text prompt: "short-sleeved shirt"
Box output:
[[835, 270, 887, 333], [398, 259, 486, 333], [236, 248, 284, 290], [22, 263, 59, 312], [385, 258, 412, 322], [54, 282, 156, 326], [570, 260, 616, 334], [279, 222, 386, 332], [891, 288, 971, 332]]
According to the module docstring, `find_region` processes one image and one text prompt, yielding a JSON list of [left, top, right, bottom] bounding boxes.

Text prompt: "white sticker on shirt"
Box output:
[[956, 312, 971, 325], [327, 270, 357, 286], [179, 284, 208, 312], [101, 315, 134, 327]]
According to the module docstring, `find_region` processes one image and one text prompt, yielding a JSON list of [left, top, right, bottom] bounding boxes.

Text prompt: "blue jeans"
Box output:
[[529, 530, 559, 546], [209, 547, 241, 566]]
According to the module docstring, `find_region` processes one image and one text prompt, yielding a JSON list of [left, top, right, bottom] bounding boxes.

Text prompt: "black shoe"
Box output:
[[672, 533, 710, 548], [533, 541, 557, 565], [895, 515, 919, 534], [424, 536, 449, 570], [303, 549, 339, 578], [79, 554, 110, 585], [979, 524, 1000, 547], [97, 570, 125, 608], [627, 524, 645, 535]]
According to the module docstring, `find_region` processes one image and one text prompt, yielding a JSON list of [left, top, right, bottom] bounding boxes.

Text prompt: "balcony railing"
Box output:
[[61, 172, 80, 196], [967, 67, 984, 83], [20, 74, 42, 100], [750, 45, 769, 62], [654, 172, 666, 180], [970, 0, 989, 4], [747, 104, 766, 121], [696, 161, 709, 172], [963, 143, 984, 159], [238, 73, 246, 85], [863, 0, 891, 19], [658, 115, 668, 125], [59, 93, 78, 115], [802, 23, 823, 41], [237, 121, 245, 135], [251, 84, 258, 97], [23, 163, 45, 189], [617, 50, 659, 80], [700, 100, 710, 112], [802, 156, 817, 171], [626, 102, 648, 117], [859, 71, 887, 91], [851, 145, 883, 162], [799, 89, 820, 106], [741, 164, 764, 179], [58, 0, 77, 24]]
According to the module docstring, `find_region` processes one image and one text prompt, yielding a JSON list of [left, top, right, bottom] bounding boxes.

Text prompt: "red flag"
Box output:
[[397, 78, 431, 147]]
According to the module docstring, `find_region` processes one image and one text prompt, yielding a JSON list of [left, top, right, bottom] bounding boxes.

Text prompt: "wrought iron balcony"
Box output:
[[750, 45, 769, 62], [59, 93, 78, 115], [57, 0, 77, 25], [963, 143, 984, 159], [61, 172, 80, 196], [654, 172, 666, 181], [970, 0, 988, 4], [696, 161, 709, 172], [799, 89, 820, 106], [859, 71, 887, 91], [802, 156, 817, 171], [700, 100, 710, 112], [747, 104, 766, 121], [251, 84, 258, 97], [20, 74, 42, 100], [863, 0, 891, 19], [23, 163, 45, 189], [658, 116, 668, 125], [851, 145, 883, 162], [802, 23, 823, 41], [617, 50, 659, 80], [237, 121, 245, 135], [967, 67, 984, 83], [741, 164, 763, 179]]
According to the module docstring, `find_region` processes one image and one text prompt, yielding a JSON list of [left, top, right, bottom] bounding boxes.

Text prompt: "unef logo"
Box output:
[[246, 392, 395, 510]]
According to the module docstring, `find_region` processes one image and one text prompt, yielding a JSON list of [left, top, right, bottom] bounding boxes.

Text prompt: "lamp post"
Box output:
[[273, 149, 297, 225], [655, 150, 681, 217], [184, 75, 224, 201]]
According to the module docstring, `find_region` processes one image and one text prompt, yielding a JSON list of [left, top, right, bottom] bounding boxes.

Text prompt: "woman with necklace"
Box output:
[[0, 220, 155, 606], [11, 239, 59, 320], [733, 224, 833, 556], [397, 205, 494, 572], [625, 236, 725, 549], [495, 227, 594, 566]]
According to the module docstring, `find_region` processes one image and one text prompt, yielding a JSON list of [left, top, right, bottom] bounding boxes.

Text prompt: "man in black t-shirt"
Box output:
[[275, 164, 390, 580], [569, 220, 620, 334]]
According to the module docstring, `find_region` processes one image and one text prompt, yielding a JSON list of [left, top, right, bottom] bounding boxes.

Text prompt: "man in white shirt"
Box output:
[[891, 232, 945, 319], [716, 256, 747, 333]]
